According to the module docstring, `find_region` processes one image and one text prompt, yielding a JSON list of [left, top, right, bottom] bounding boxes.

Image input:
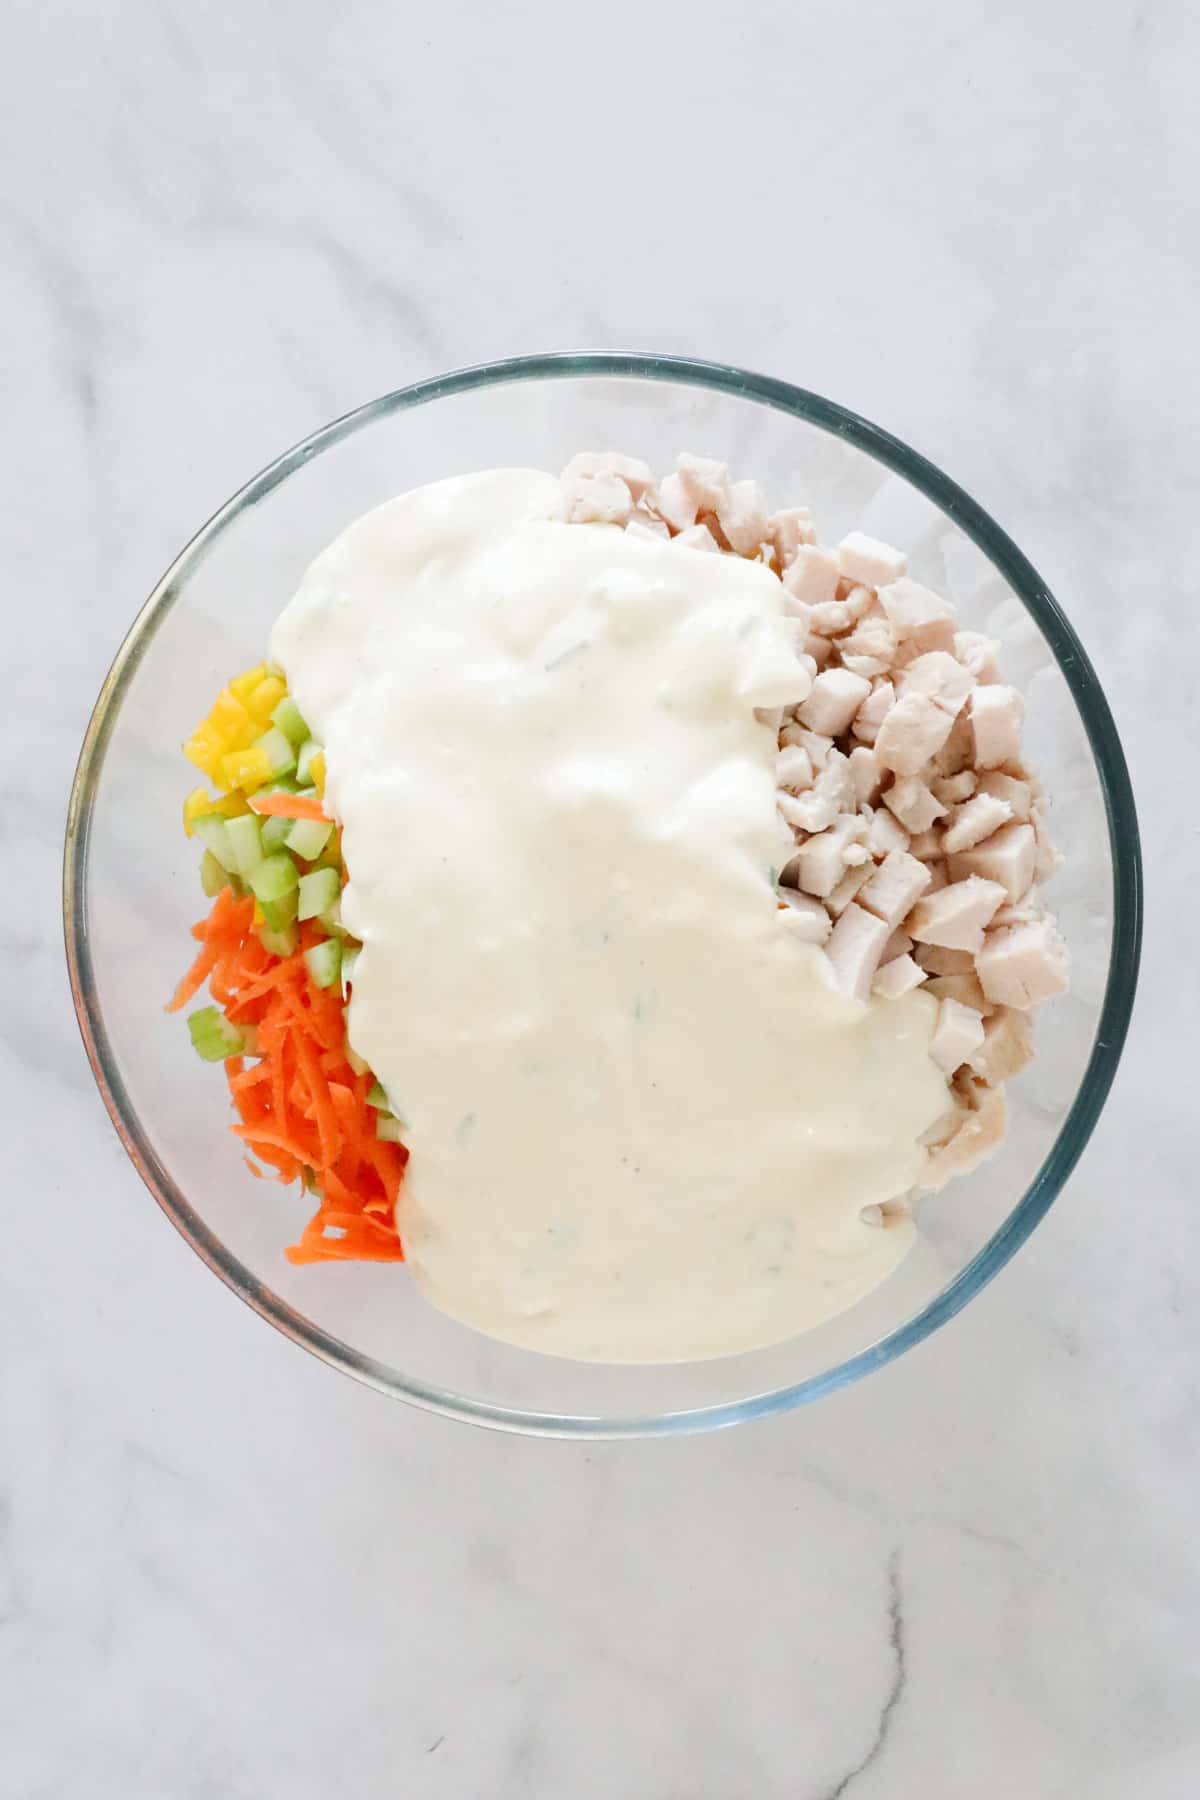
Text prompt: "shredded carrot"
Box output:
[[173, 884, 406, 1264], [246, 791, 328, 821]]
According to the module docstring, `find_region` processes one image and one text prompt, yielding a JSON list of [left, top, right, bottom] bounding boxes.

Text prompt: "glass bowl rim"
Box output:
[[63, 349, 1143, 1438]]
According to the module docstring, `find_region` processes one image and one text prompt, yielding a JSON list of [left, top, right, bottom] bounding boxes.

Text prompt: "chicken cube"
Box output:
[[827, 862, 873, 916], [858, 850, 933, 929], [778, 890, 833, 946], [898, 650, 976, 718], [779, 753, 854, 833], [874, 692, 956, 774], [562, 452, 654, 500], [792, 814, 865, 896], [674, 453, 731, 514], [624, 512, 671, 543], [929, 997, 986, 1074], [924, 971, 992, 1015], [776, 745, 815, 792], [921, 1085, 1007, 1190], [872, 953, 926, 999], [847, 745, 883, 805], [970, 684, 1025, 769], [655, 471, 699, 533], [907, 876, 1007, 952], [954, 629, 1002, 683], [717, 479, 770, 554], [882, 775, 947, 835], [836, 531, 907, 588], [867, 806, 910, 857], [930, 770, 978, 807], [851, 679, 895, 746], [878, 576, 955, 642], [797, 668, 872, 736], [556, 471, 634, 525], [824, 902, 891, 1001], [673, 521, 720, 553], [941, 792, 1015, 854], [976, 918, 1070, 1009], [947, 820, 1036, 903], [768, 507, 817, 564], [914, 944, 975, 977], [976, 770, 1033, 821], [782, 545, 841, 607], [809, 599, 854, 636], [881, 926, 914, 963], [967, 1006, 1033, 1084], [906, 826, 943, 859], [933, 709, 975, 777]]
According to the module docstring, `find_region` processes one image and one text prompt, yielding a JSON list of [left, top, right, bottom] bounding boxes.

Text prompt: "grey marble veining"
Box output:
[[1, 1, 1190, 1794]]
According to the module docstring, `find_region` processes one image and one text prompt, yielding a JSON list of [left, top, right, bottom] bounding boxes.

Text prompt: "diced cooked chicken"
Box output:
[[779, 752, 855, 833], [976, 770, 1032, 821], [933, 709, 975, 777], [778, 890, 833, 945], [562, 452, 654, 500], [655, 471, 698, 533], [768, 508, 816, 564], [858, 850, 932, 929], [624, 512, 672, 543], [867, 806, 910, 857], [897, 650, 975, 719], [907, 876, 1006, 952], [905, 826, 943, 859], [954, 629, 1001, 683], [877, 576, 955, 644], [941, 792, 1015, 855], [824, 902, 891, 1001], [782, 544, 841, 606], [717, 479, 769, 554], [674, 453, 731, 514], [777, 745, 815, 792], [924, 971, 992, 1015], [930, 770, 978, 807], [947, 820, 1036, 903], [929, 997, 986, 1074], [882, 775, 947, 835], [792, 813, 866, 896], [914, 944, 975, 977], [976, 917, 1069, 1009], [781, 724, 833, 768], [920, 1084, 1007, 1190], [967, 1006, 1033, 1084], [881, 926, 914, 963], [836, 531, 907, 588], [847, 745, 883, 804], [970, 684, 1025, 769], [556, 471, 635, 525], [874, 692, 956, 774], [872, 952, 926, 999], [673, 521, 720, 553], [840, 617, 897, 679], [1031, 802, 1064, 880], [851, 679, 895, 746], [797, 668, 872, 736], [827, 862, 873, 916], [808, 599, 853, 636]]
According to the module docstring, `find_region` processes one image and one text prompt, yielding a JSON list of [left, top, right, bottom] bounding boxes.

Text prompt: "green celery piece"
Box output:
[[259, 890, 299, 931], [375, 1115, 406, 1144], [225, 812, 264, 877], [249, 851, 299, 904], [340, 944, 360, 992], [254, 725, 297, 777], [297, 866, 339, 922], [366, 1080, 389, 1111], [285, 817, 333, 862], [304, 938, 342, 990], [191, 814, 237, 872], [271, 694, 309, 748], [295, 739, 318, 784], [187, 1006, 244, 1062], [260, 814, 292, 854], [200, 849, 227, 898], [258, 922, 298, 957]]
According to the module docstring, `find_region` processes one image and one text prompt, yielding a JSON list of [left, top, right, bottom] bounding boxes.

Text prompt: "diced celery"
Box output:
[[259, 890, 299, 930], [345, 1040, 369, 1076], [271, 694, 309, 747], [304, 938, 342, 990], [366, 1080, 389, 1111], [258, 922, 298, 957], [200, 849, 227, 897], [260, 814, 292, 854], [295, 739, 318, 784], [297, 866, 340, 922], [254, 725, 297, 777], [225, 812, 264, 877], [376, 1115, 406, 1144], [191, 813, 237, 871], [249, 851, 299, 904], [186, 1006, 245, 1062], [340, 944, 360, 992], [285, 817, 333, 861]]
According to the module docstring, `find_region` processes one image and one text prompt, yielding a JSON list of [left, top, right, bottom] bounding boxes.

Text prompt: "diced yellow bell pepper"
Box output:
[[220, 744, 275, 791], [183, 785, 248, 832], [230, 663, 268, 703], [183, 728, 226, 780], [244, 674, 288, 722], [209, 686, 254, 745], [252, 900, 266, 928], [309, 748, 326, 796]]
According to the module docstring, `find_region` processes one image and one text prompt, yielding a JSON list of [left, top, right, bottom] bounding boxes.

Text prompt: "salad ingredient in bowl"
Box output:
[[171, 451, 1067, 1364]]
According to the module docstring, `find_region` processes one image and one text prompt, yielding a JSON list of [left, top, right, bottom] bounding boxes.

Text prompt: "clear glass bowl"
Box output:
[[64, 353, 1142, 1437]]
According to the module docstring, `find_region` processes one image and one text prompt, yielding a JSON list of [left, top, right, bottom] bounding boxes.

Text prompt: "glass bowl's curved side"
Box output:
[[64, 354, 1142, 1437]]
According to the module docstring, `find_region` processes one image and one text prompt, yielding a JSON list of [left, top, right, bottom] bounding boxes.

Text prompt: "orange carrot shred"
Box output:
[[246, 791, 328, 821]]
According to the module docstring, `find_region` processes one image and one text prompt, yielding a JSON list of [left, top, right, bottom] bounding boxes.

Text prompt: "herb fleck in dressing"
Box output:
[[272, 470, 947, 1362]]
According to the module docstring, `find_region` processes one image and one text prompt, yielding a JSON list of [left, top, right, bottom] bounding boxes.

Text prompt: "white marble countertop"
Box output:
[[3, 2, 1189, 1794]]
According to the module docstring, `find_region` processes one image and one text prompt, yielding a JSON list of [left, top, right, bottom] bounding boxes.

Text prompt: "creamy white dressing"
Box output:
[[272, 470, 948, 1363]]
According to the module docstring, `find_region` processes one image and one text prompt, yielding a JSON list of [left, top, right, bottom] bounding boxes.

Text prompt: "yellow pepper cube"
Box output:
[[209, 686, 254, 745], [245, 674, 288, 722], [309, 748, 327, 796], [230, 663, 268, 703], [183, 729, 226, 780], [183, 786, 215, 834], [220, 744, 275, 791]]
